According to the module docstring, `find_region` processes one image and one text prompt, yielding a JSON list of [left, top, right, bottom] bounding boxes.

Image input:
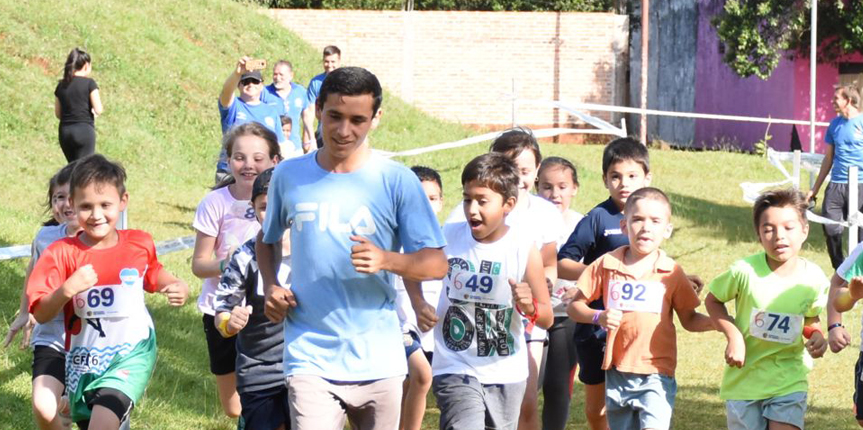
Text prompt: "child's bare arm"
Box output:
[[5, 259, 37, 348], [215, 305, 252, 338], [33, 265, 98, 324], [676, 307, 714, 332], [154, 269, 188, 307], [539, 242, 558, 286], [558, 258, 586, 282], [803, 317, 827, 358], [517, 246, 553, 329], [827, 273, 853, 352], [566, 289, 621, 330], [705, 293, 745, 367]]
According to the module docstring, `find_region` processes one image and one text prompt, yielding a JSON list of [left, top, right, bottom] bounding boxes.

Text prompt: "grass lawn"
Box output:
[[0, 0, 860, 428]]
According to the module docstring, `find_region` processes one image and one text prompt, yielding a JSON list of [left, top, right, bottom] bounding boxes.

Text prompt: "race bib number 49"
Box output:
[[749, 309, 803, 344], [447, 269, 512, 306], [606, 280, 665, 313], [73, 284, 142, 318]]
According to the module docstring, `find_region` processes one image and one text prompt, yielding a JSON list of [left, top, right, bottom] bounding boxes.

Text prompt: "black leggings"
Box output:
[[59, 122, 96, 162], [542, 317, 579, 430]]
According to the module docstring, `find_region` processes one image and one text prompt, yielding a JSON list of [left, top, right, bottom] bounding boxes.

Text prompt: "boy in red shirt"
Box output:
[[27, 154, 188, 430]]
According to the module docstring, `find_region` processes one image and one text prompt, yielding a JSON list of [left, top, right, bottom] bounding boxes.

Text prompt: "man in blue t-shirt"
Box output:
[[261, 60, 307, 156], [257, 66, 447, 430], [302, 45, 341, 151], [807, 84, 863, 269], [215, 57, 287, 182]]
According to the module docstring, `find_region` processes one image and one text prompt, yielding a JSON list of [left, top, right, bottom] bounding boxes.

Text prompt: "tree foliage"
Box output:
[[252, 0, 613, 12], [712, 0, 863, 80]]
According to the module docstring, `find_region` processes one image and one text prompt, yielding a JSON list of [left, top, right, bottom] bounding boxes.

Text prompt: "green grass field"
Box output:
[[1, 0, 861, 428]]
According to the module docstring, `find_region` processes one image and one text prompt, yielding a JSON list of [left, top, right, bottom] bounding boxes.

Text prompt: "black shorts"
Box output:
[[76, 387, 133, 429], [854, 352, 863, 420], [202, 314, 238, 375], [32, 346, 65, 382], [240, 385, 291, 430], [574, 335, 605, 385]]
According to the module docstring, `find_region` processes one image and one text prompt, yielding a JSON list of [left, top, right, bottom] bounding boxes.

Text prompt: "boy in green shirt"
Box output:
[[706, 189, 829, 430]]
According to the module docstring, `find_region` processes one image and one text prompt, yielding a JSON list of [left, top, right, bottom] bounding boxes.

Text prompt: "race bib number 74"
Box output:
[[749, 309, 803, 344], [606, 280, 665, 313]]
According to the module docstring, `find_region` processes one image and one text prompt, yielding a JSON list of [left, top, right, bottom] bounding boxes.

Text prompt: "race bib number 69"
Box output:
[[73, 284, 141, 318], [606, 280, 665, 313]]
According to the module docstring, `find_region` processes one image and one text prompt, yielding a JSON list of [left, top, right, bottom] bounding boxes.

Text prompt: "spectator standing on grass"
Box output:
[[55, 47, 103, 162], [216, 57, 287, 183], [262, 60, 308, 157], [258, 66, 447, 430], [806, 84, 863, 269], [302, 45, 340, 150]]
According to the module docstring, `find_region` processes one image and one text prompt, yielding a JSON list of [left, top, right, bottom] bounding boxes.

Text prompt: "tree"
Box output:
[[712, 0, 863, 80]]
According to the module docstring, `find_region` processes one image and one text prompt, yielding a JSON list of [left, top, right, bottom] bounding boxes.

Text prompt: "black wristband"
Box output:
[[828, 323, 844, 331]]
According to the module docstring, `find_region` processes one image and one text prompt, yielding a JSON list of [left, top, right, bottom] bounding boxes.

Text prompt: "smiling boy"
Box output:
[[26, 154, 189, 430], [256, 66, 447, 430]]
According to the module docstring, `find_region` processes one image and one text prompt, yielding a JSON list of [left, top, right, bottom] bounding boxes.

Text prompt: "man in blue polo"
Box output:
[[216, 56, 287, 182], [807, 84, 863, 269], [302, 45, 341, 150], [262, 60, 307, 157]]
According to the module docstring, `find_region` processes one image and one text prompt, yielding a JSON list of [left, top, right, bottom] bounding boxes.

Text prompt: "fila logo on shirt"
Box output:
[[294, 202, 377, 235]]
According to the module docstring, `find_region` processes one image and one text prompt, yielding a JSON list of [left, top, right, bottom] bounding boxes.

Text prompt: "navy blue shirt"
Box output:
[[558, 197, 629, 342]]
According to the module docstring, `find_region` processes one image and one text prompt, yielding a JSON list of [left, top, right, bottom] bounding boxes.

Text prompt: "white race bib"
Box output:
[[73, 284, 143, 318], [749, 309, 803, 344], [447, 268, 512, 306], [606, 280, 665, 313]]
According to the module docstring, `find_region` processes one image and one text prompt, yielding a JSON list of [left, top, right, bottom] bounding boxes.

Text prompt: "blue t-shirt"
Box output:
[[262, 83, 308, 150], [218, 97, 287, 143], [261, 152, 447, 381], [558, 197, 629, 342], [306, 72, 327, 135], [825, 114, 863, 183]]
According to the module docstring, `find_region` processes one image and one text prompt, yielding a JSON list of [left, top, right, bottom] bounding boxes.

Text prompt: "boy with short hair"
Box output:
[[393, 165, 444, 430], [568, 187, 713, 430], [213, 168, 292, 430], [408, 152, 553, 430], [302, 45, 341, 150], [557, 137, 651, 430], [706, 188, 829, 430], [258, 66, 447, 430], [26, 154, 189, 430]]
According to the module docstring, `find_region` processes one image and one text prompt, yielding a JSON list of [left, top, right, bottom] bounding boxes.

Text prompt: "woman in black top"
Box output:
[[54, 48, 103, 162]]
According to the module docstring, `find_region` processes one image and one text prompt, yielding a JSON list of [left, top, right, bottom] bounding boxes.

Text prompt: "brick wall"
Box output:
[[267, 9, 629, 129]]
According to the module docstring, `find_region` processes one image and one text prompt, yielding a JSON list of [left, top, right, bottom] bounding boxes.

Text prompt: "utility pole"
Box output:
[[640, 0, 649, 145]]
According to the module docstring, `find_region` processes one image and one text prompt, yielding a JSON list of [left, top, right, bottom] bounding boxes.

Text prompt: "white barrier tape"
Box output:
[[0, 235, 196, 261], [377, 127, 622, 159], [515, 99, 627, 137]]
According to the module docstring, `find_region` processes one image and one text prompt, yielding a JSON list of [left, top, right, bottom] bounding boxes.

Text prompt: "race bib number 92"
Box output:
[[606, 280, 665, 313]]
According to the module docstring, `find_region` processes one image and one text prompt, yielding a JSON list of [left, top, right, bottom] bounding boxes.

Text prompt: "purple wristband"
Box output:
[[592, 311, 601, 325]]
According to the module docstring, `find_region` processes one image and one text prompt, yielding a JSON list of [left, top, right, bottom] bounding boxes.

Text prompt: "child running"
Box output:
[[213, 168, 292, 430], [191, 122, 280, 422], [5, 162, 80, 430], [444, 128, 562, 430], [826, 237, 863, 427], [26, 154, 189, 430], [557, 137, 652, 430], [394, 165, 444, 430], [706, 188, 829, 430], [569, 187, 713, 430], [409, 152, 553, 430], [535, 156, 584, 430]]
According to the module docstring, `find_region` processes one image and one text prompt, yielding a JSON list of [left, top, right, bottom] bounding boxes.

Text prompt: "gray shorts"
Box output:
[[286, 374, 402, 430], [432, 373, 526, 430], [605, 367, 677, 430], [726, 392, 807, 430]]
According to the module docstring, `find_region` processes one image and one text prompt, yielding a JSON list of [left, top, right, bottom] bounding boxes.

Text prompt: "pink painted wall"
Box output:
[[695, 0, 860, 153]]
